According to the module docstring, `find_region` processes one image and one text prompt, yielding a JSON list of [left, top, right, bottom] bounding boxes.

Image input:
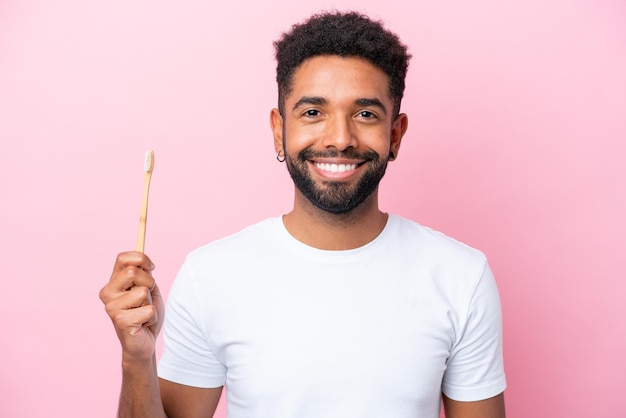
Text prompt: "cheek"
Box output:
[[359, 128, 392, 153], [284, 124, 321, 152]]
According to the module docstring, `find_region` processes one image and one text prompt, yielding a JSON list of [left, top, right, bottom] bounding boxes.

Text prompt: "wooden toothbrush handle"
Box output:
[[136, 171, 152, 253]]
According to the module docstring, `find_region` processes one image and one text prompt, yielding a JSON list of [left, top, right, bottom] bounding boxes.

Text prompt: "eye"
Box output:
[[303, 109, 321, 117], [357, 110, 377, 119]]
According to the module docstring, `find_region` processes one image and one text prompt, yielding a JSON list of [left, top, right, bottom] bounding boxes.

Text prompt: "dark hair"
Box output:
[[273, 11, 411, 118]]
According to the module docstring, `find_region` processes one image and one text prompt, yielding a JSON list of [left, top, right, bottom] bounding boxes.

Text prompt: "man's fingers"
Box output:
[[101, 262, 156, 304], [99, 271, 152, 303], [112, 304, 158, 336], [144, 306, 159, 329], [112, 251, 155, 275], [104, 285, 153, 312], [100, 252, 164, 361], [119, 265, 155, 291]]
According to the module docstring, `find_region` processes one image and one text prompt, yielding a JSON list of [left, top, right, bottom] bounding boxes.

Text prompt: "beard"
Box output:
[[284, 146, 390, 215]]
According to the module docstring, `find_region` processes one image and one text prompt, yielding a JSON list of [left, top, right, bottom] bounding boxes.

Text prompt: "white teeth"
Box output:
[[315, 163, 357, 173]]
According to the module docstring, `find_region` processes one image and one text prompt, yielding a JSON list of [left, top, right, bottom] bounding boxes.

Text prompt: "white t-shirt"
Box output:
[[158, 214, 506, 417]]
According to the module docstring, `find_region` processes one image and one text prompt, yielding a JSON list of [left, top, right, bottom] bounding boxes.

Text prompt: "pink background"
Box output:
[[1, 0, 624, 417]]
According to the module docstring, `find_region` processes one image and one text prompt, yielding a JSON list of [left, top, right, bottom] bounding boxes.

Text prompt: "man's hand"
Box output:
[[99, 252, 170, 418], [100, 252, 221, 418], [99, 251, 164, 363]]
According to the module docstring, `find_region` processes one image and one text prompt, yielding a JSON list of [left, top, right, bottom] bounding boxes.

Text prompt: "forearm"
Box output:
[[118, 355, 167, 418]]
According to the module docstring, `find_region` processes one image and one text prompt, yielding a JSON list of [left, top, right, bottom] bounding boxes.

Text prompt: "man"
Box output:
[[100, 11, 506, 418]]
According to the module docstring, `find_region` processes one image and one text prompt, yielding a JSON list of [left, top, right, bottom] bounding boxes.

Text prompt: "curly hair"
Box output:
[[273, 11, 411, 118]]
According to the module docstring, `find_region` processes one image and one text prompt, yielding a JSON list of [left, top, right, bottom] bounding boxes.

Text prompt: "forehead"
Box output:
[[286, 55, 392, 105]]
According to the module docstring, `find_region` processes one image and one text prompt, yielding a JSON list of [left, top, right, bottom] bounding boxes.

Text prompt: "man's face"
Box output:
[[271, 55, 407, 214]]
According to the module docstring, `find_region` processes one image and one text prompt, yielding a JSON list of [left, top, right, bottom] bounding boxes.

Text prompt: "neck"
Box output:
[[282, 188, 388, 250]]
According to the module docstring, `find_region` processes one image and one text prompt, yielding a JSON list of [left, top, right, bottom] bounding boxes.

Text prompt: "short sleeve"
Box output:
[[157, 261, 226, 388], [442, 263, 507, 401]]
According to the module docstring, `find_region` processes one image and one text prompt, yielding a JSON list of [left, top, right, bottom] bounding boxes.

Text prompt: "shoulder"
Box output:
[[187, 217, 281, 257], [387, 214, 487, 269], [180, 217, 283, 274]]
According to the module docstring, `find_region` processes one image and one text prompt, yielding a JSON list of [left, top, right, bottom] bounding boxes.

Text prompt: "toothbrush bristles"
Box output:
[[144, 150, 154, 173]]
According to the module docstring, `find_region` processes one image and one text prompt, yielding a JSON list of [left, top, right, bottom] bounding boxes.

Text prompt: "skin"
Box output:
[[443, 394, 506, 418], [100, 54, 504, 417], [100, 251, 222, 418], [270, 55, 407, 250]]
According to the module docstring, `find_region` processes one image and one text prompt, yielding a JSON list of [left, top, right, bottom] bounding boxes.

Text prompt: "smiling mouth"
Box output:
[[314, 162, 358, 173]]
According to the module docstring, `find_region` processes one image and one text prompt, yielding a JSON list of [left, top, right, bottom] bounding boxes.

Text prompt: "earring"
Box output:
[[276, 152, 285, 163]]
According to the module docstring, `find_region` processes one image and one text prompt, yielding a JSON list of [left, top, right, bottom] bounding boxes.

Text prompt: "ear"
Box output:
[[389, 113, 408, 160], [270, 108, 284, 154]]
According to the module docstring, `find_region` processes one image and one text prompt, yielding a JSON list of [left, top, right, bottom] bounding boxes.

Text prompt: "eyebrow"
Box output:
[[292, 96, 327, 111], [292, 96, 388, 115], [355, 98, 387, 115]]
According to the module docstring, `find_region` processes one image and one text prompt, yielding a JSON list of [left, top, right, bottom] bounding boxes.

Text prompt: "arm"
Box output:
[[100, 251, 167, 418], [160, 378, 222, 418], [100, 252, 223, 418], [117, 363, 223, 418], [443, 393, 505, 418], [118, 356, 165, 418], [442, 263, 506, 416]]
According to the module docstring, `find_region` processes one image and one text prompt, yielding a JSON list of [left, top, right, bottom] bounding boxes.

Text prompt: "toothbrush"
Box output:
[[136, 150, 154, 253]]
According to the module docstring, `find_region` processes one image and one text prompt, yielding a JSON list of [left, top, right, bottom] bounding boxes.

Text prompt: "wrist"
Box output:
[[121, 352, 157, 371]]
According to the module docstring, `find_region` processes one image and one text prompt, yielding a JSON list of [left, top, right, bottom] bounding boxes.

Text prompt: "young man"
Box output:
[[100, 11, 506, 418]]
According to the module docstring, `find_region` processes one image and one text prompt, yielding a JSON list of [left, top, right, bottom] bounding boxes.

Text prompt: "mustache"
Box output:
[[298, 148, 380, 161]]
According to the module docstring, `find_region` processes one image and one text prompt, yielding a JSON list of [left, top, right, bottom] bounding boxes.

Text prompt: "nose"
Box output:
[[321, 116, 358, 151]]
